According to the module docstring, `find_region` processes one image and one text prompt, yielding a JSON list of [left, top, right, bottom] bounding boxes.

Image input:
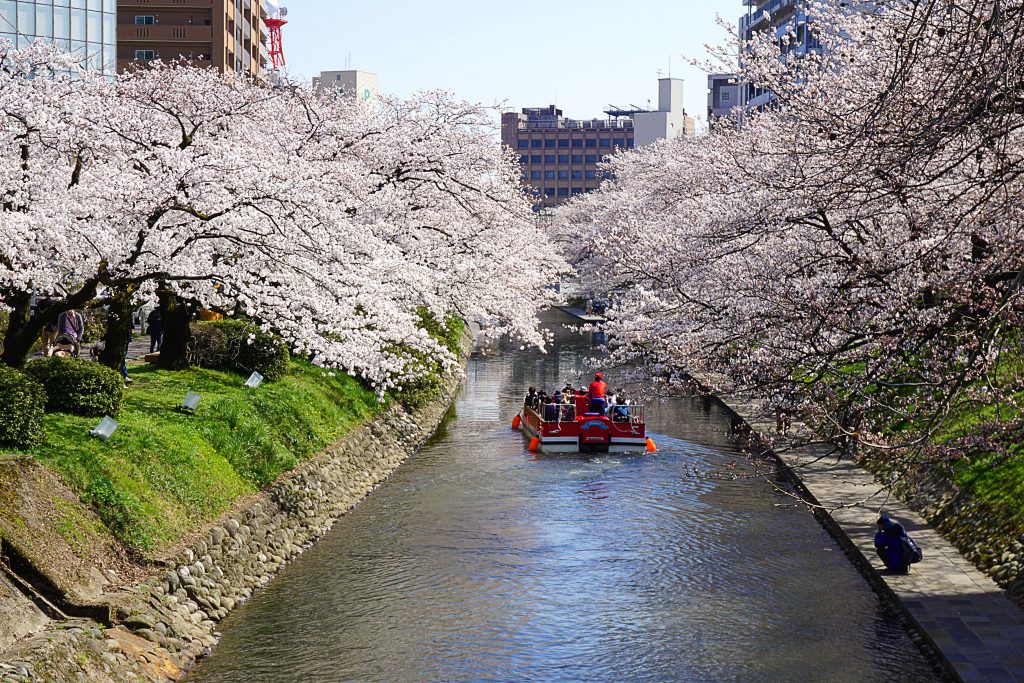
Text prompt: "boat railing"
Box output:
[[608, 404, 644, 424], [535, 402, 577, 424]]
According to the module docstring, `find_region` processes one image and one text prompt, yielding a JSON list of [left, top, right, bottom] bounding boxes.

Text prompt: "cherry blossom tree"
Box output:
[[0, 43, 567, 387], [560, 0, 1024, 467]]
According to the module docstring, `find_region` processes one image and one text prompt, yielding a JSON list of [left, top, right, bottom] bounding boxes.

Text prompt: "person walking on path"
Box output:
[[146, 308, 163, 353], [55, 308, 85, 358], [36, 296, 58, 355]]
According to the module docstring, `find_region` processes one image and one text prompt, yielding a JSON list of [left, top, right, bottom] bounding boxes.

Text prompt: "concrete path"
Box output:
[[706, 384, 1024, 683]]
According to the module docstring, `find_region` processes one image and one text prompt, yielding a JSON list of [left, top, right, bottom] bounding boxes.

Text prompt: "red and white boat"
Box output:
[[513, 391, 655, 454]]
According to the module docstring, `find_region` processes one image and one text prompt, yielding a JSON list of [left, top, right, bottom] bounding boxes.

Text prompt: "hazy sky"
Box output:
[[278, 1, 740, 125]]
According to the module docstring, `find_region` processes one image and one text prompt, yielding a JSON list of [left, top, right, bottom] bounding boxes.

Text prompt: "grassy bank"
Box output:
[[27, 361, 383, 555]]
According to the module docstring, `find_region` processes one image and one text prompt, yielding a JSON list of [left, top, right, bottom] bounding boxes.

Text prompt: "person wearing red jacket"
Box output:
[[588, 372, 607, 413]]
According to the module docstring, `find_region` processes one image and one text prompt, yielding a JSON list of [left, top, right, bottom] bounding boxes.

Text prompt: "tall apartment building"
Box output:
[[116, 0, 268, 77], [739, 0, 819, 110], [503, 78, 695, 209], [0, 0, 118, 76]]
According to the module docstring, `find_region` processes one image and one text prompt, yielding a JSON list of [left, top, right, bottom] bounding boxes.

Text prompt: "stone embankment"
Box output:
[[0, 333, 470, 683]]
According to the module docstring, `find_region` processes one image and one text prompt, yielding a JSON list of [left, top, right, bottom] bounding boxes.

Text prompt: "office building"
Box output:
[[313, 69, 378, 107], [503, 78, 695, 209], [116, 0, 269, 77], [0, 0, 118, 76]]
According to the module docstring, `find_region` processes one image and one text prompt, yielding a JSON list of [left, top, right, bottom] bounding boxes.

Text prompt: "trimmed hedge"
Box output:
[[189, 319, 290, 380], [0, 366, 46, 450], [24, 357, 124, 417]]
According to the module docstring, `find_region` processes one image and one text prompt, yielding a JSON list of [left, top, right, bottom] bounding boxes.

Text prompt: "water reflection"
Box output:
[[187, 311, 935, 683]]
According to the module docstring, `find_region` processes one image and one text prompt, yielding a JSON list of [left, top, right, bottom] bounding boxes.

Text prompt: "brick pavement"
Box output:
[[706, 384, 1024, 683]]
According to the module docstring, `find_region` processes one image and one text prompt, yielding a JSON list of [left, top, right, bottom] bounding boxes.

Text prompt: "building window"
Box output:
[[599, 139, 611, 148], [722, 91, 731, 102], [135, 49, 156, 59], [531, 171, 542, 180], [571, 139, 583, 148], [626, 139, 635, 148], [585, 170, 597, 179], [613, 138, 624, 147], [544, 170, 556, 180], [532, 140, 542, 148], [558, 170, 569, 179], [585, 155, 597, 164], [518, 140, 529, 149], [558, 187, 569, 196], [135, 15, 155, 25], [519, 155, 528, 164], [586, 139, 597, 148], [544, 139, 556, 148], [558, 155, 568, 164], [558, 139, 569, 148], [572, 155, 583, 164], [572, 170, 582, 180], [544, 188, 556, 196], [572, 188, 583, 195], [521, 171, 528, 180], [532, 155, 542, 164]]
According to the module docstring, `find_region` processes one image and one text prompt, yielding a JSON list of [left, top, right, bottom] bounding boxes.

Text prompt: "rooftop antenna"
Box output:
[[263, 5, 289, 70]]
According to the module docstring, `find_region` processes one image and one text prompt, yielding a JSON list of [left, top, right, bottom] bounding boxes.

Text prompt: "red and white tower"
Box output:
[[263, 6, 289, 70]]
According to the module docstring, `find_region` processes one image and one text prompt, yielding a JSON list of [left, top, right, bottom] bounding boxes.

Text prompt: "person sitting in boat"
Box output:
[[605, 389, 617, 414], [543, 396, 560, 422], [561, 382, 574, 404], [525, 387, 538, 410], [588, 372, 607, 414], [611, 389, 630, 422]]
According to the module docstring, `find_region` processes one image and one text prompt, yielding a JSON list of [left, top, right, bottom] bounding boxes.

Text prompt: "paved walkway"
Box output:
[[704, 383, 1024, 683]]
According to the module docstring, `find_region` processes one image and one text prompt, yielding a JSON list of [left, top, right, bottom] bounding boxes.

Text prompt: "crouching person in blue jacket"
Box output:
[[874, 514, 910, 574]]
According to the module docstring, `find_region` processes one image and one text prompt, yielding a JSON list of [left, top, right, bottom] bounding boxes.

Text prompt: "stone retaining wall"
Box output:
[[0, 333, 470, 683]]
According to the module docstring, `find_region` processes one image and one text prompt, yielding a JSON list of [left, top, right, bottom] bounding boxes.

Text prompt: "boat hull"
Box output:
[[518, 407, 647, 454]]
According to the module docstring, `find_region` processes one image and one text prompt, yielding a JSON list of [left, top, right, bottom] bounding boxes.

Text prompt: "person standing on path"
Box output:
[[55, 308, 85, 358], [146, 307, 163, 353]]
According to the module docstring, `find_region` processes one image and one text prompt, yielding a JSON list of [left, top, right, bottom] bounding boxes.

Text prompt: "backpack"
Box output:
[[901, 535, 923, 565]]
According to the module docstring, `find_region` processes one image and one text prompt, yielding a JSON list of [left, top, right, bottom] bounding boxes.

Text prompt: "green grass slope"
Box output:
[[25, 361, 382, 555]]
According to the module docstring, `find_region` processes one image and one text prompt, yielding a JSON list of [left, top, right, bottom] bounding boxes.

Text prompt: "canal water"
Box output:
[[188, 311, 936, 683]]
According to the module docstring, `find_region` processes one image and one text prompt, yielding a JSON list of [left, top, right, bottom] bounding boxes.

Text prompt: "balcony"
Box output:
[[118, 24, 213, 43], [120, 0, 215, 7]]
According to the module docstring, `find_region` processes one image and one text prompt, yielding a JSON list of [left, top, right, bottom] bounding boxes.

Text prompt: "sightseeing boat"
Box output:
[[512, 391, 655, 454]]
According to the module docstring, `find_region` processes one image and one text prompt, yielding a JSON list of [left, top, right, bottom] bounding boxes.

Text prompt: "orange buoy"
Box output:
[[528, 437, 540, 452], [645, 438, 657, 452], [512, 414, 522, 429]]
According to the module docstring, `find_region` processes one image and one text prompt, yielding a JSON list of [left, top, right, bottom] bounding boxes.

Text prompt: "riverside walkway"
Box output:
[[705, 381, 1024, 683]]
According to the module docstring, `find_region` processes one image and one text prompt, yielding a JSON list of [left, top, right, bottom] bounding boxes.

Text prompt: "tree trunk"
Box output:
[[157, 287, 192, 371], [99, 284, 138, 372]]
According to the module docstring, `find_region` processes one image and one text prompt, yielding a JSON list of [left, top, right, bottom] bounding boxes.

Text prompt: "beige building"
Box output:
[[117, 0, 269, 78], [313, 70, 379, 107], [503, 78, 695, 209]]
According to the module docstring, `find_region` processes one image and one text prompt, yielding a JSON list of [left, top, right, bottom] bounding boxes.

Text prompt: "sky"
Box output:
[[276, 0, 741, 126]]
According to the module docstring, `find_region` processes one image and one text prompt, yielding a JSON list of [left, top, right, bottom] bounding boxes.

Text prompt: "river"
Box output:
[[187, 311, 936, 682]]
